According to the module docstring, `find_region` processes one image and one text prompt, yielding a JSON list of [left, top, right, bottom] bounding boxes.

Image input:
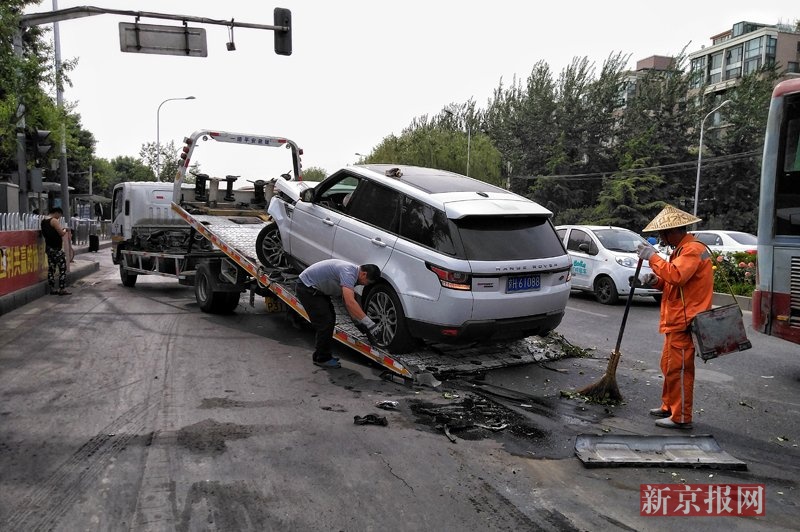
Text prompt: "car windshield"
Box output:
[[455, 216, 565, 260], [727, 232, 757, 245], [593, 228, 646, 253]]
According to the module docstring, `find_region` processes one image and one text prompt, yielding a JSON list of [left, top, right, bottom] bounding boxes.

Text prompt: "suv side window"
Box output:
[[314, 173, 360, 213], [567, 229, 595, 254], [399, 196, 456, 255], [346, 180, 401, 233]]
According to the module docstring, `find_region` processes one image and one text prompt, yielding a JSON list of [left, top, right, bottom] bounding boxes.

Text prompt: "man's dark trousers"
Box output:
[[295, 283, 336, 362]]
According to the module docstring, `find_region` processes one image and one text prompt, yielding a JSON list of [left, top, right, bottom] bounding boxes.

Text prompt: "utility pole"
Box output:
[[52, 0, 71, 220], [13, 32, 28, 214]]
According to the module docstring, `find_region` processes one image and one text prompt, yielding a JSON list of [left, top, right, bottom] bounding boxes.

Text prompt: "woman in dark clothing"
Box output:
[[41, 207, 71, 295]]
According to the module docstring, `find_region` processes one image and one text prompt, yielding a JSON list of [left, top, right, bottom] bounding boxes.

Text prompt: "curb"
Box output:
[[713, 292, 752, 312]]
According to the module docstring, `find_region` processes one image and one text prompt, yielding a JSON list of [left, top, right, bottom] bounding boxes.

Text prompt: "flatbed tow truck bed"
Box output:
[[171, 203, 565, 386]]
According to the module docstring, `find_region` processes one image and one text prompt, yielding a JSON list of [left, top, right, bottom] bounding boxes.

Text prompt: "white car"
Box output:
[[261, 164, 573, 353], [555, 225, 662, 305], [690, 230, 757, 254]]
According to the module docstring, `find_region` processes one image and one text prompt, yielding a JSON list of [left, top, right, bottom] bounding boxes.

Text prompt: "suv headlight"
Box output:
[[615, 256, 637, 268]]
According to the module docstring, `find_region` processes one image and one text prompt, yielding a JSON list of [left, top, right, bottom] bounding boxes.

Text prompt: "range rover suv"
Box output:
[[261, 164, 572, 353]]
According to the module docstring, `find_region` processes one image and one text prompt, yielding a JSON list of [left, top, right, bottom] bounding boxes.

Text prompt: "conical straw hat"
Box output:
[[642, 204, 702, 232]]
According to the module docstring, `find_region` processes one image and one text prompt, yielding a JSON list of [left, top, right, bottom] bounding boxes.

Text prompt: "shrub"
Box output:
[[711, 251, 756, 297]]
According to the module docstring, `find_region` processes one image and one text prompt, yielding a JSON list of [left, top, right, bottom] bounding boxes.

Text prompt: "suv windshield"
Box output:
[[594, 228, 646, 253], [456, 216, 565, 260]]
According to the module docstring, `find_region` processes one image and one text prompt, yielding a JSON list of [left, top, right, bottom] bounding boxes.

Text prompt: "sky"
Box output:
[[24, 1, 799, 183]]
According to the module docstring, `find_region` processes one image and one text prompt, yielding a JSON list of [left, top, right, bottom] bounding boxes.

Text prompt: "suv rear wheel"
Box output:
[[363, 284, 417, 353]]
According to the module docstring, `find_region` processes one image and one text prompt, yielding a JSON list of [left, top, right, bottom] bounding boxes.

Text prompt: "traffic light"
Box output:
[[26, 129, 53, 166], [273, 8, 292, 56]]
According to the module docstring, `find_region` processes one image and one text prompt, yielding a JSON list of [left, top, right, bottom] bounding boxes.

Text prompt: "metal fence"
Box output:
[[0, 213, 110, 245]]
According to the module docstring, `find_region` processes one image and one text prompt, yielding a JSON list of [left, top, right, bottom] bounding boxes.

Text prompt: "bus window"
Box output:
[[782, 107, 800, 172], [776, 94, 800, 236]]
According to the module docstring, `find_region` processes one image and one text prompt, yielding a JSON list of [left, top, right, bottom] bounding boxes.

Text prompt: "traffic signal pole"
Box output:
[[13, 5, 292, 215]]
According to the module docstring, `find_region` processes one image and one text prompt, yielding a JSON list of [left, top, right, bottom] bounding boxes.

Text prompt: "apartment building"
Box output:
[[688, 20, 800, 96]]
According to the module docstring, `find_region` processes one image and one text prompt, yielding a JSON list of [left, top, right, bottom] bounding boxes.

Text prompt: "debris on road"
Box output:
[[354, 414, 388, 426], [375, 400, 399, 410]]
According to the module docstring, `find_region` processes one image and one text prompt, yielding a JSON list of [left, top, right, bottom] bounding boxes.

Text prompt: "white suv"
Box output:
[[556, 225, 662, 305], [262, 164, 572, 353]]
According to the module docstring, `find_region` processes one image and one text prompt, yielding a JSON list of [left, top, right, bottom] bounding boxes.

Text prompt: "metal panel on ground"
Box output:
[[575, 434, 747, 470]]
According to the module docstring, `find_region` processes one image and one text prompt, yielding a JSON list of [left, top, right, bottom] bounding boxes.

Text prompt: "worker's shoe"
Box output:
[[313, 358, 341, 369], [649, 408, 671, 418], [655, 418, 693, 430]]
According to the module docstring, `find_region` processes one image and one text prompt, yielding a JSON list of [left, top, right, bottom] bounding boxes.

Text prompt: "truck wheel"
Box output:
[[120, 263, 137, 287], [220, 291, 241, 313], [362, 284, 417, 353], [594, 275, 619, 305], [195, 263, 239, 314], [255, 221, 289, 268]]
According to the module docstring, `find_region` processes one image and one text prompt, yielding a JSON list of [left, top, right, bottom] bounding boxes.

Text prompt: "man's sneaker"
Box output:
[[655, 418, 693, 430], [649, 408, 671, 418], [313, 358, 341, 369]]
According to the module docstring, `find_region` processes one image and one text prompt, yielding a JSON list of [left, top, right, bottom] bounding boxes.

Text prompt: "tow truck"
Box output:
[[167, 129, 565, 386]]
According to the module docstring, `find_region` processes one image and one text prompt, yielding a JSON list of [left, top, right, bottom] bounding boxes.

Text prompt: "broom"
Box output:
[[578, 257, 644, 402]]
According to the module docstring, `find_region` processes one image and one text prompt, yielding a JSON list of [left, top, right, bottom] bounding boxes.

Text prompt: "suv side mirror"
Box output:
[[300, 188, 315, 202]]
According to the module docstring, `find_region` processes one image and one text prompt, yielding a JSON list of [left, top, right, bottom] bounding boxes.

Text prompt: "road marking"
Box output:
[[566, 306, 609, 318]]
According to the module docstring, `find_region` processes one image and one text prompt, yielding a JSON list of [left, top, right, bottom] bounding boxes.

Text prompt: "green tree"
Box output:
[[301, 166, 327, 181], [701, 64, 781, 232], [110, 156, 154, 184], [369, 115, 503, 185], [615, 51, 697, 214], [0, 1, 76, 178], [139, 140, 178, 182]]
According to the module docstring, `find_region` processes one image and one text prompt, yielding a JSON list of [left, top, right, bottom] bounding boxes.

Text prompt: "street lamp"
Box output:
[[156, 96, 196, 181], [693, 99, 731, 217]]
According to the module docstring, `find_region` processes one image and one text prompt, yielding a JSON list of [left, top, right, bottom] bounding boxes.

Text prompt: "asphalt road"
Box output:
[[0, 253, 798, 531]]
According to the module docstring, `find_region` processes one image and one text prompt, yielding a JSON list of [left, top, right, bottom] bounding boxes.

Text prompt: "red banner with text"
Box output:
[[0, 230, 47, 297]]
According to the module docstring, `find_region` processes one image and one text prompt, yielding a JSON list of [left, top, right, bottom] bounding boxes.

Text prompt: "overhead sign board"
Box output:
[[119, 22, 207, 57]]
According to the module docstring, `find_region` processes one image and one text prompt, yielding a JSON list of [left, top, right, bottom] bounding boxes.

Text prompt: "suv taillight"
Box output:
[[426, 263, 471, 291]]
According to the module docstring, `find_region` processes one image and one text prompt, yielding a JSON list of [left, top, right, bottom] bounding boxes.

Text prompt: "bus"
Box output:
[[753, 77, 800, 344]]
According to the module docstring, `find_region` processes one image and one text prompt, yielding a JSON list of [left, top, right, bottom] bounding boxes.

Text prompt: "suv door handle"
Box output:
[[323, 218, 335, 226], [370, 237, 387, 248]]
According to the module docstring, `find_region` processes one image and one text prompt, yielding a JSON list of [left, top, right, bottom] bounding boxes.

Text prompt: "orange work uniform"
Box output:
[[647, 234, 713, 424]]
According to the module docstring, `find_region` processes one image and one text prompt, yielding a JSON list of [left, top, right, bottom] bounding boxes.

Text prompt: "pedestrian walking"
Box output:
[[636, 204, 713, 429], [40, 207, 72, 296], [295, 259, 381, 368]]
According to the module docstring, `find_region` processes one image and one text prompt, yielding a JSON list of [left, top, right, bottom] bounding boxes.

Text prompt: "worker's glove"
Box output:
[[639, 273, 658, 287], [636, 243, 657, 261], [356, 316, 380, 346]]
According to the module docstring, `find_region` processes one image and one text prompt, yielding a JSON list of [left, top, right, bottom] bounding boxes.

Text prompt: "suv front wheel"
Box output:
[[362, 284, 417, 354], [255, 221, 289, 269]]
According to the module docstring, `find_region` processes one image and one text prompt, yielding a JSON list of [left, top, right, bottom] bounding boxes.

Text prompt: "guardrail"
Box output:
[[0, 213, 110, 245]]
